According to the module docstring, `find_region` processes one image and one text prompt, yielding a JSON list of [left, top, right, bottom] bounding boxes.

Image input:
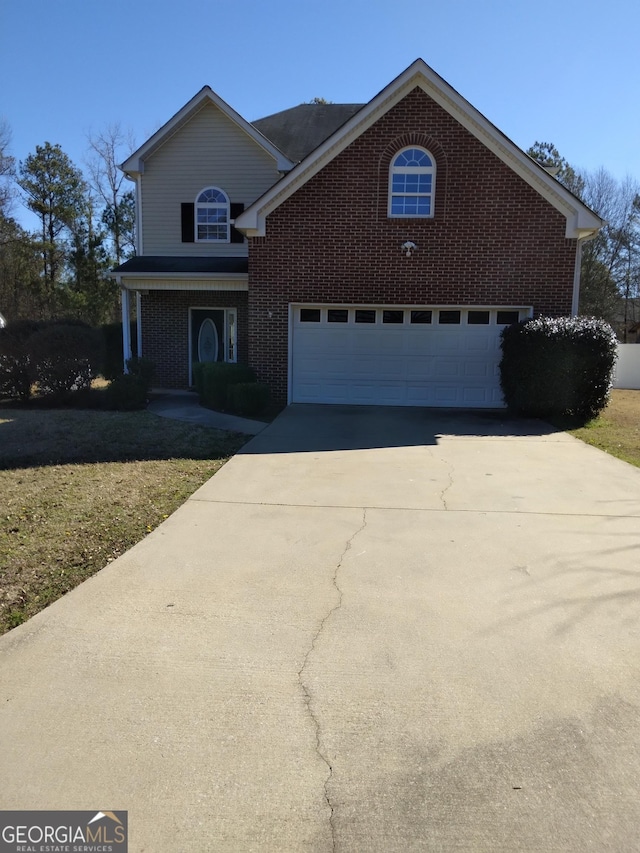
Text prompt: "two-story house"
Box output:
[[112, 59, 602, 407]]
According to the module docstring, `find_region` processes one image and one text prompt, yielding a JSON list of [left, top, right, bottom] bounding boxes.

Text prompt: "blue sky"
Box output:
[[2, 0, 639, 230]]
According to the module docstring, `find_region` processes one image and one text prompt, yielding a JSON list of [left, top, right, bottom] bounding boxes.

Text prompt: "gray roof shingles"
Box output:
[[113, 256, 248, 274], [252, 103, 365, 163]]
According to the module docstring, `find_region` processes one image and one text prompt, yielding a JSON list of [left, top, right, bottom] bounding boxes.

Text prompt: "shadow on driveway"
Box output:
[[241, 403, 559, 454]]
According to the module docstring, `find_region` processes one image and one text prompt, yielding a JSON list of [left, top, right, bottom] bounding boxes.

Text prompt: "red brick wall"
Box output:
[[248, 87, 578, 403], [140, 290, 248, 388]]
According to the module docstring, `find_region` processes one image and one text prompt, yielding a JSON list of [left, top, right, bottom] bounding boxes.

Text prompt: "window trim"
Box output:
[[388, 146, 436, 219], [195, 186, 230, 243]]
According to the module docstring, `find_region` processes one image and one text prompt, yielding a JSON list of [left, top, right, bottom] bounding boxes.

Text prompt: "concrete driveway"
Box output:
[[1, 404, 640, 852]]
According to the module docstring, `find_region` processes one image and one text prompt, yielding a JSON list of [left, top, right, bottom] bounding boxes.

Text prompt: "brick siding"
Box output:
[[247, 87, 578, 404], [140, 290, 248, 388]]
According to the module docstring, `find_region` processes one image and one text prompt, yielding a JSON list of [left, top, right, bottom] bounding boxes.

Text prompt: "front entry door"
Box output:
[[191, 309, 225, 367], [189, 307, 237, 386], [197, 317, 219, 363]]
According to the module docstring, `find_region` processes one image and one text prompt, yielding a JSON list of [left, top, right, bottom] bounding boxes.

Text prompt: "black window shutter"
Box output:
[[181, 203, 195, 242], [230, 203, 245, 244]]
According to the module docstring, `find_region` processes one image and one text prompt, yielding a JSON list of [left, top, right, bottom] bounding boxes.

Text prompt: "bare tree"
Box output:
[[0, 118, 16, 215], [528, 142, 640, 329], [85, 123, 136, 265], [579, 169, 640, 328]]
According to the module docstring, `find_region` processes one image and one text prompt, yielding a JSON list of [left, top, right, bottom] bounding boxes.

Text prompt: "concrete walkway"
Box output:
[[147, 390, 268, 434], [1, 405, 640, 851]]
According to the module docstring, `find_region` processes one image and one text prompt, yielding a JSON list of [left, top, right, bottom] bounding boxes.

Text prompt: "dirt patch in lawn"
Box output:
[[569, 390, 640, 468], [0, 408, 248, 634]]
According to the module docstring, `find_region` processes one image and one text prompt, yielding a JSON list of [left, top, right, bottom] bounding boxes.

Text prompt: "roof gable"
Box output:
[[236, 59, 603, 240], [121, 86, 295, 177]]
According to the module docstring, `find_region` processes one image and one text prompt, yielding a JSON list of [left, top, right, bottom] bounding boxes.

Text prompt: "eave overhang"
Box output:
[[108, 256, 249, 290]]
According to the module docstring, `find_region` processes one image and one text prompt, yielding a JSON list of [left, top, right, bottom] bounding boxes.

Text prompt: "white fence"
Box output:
[[614, 344, 640, 390]]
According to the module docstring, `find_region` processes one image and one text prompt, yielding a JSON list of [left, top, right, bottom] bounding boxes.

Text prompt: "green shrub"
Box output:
[[227, 382, 270, 417], [104, 374, 148, 410], [125, 356, 155, 390], [0, 320, 45, 400], [198, 362, 256, 409], [29, 323, 104, 400], [192, 361, 206, 397], [100, 321, 138, 381], [500, 316, 618, 423]]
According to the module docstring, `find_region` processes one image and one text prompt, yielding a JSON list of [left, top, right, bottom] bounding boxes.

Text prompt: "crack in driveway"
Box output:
[[439, 454, 454, 510], [297, 508, 368, 851]]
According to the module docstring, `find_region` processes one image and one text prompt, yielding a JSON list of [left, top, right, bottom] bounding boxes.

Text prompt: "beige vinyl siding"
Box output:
[[141, 102, 281, 255]]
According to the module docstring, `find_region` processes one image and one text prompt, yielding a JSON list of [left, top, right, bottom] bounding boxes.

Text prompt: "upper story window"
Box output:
[[388, 147, 435, 218], [196, 187, 230, 242]]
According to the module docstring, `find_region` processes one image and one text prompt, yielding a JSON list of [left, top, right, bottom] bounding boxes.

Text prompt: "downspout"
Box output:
[[136, 292, 143, 357]]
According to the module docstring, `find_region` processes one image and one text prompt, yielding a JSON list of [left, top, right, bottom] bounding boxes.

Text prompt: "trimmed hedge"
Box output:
[[195, 362, 257, 409], [104, 374, 149, 410], [192, 361, 206, 398], [227, 382, 270, 417], [29, 324, 103, 400], [500, 316, 618, 423], [100, 321, 138, 381], [125, 356, 155, 389], [0, 319, 103, 401], [0, 320, 43, 400]]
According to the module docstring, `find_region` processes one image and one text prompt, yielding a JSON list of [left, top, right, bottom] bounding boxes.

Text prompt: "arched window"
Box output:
[[388, 147, 435, 218], [195, 187, 230, 242]]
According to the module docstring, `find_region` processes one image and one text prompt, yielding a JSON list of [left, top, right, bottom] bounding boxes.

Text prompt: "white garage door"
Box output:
[[291, 305, 527, 407]]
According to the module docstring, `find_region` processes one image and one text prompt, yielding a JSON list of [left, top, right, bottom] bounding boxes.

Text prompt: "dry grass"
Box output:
[[569, 390, 640, 468], [0, 408, 247, 634]]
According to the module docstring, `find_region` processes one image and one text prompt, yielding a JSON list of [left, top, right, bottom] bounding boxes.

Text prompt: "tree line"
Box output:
[[527, 141, 640, 339], [0, 121, 135, 326], [0, 123, 638, 337]]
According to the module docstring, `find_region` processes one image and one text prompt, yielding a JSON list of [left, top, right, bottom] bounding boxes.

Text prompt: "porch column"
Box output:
[[121, 287, 132, 372]]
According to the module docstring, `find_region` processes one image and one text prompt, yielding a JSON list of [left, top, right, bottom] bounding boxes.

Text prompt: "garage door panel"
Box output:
[[308, 383, 351, 403], [406, 339, 435, 358], [464, 361, 491, 378], [353, 332, 406, 356], [430, 331, 462, 354], [433, 358, 462, 378], [465, 335, 493, 353], [361, 358, 407, 380], [406, 384, 434, 405], [296, 356, 346, 378], [434, 385, 459, 403], [406, 358, 432, 380], [292, 305, 514, 408], [462, 386, 492, 404], [351, 383, 405, 405]]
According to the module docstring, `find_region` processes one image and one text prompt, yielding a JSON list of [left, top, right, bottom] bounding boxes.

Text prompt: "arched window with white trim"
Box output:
[[388, 147, 435, 218], [195, 187, 230, 241]]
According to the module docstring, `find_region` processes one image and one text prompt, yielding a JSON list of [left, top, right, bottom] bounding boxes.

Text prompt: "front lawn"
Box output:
[[568, 389, 640, 468], [0, 409, 247, 634]]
